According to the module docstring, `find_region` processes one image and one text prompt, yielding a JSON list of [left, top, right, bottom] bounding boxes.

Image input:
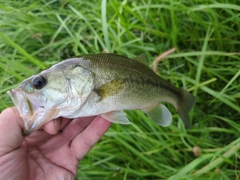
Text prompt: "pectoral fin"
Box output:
[[143, 104, 172, 127], [101, 111, 130, 124], [96, 79, 125, 101]]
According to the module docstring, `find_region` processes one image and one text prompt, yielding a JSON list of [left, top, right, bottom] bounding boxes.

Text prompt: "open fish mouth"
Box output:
[[7, 89, 55, 135], [7, 89, 32, 134], [7, 89, 31, 117]]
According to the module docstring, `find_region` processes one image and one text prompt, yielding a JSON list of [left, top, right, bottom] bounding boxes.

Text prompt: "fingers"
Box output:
[[42, 119, 61, 135], [61, 116, 96, 140], [0, 107, 24, 156], [70, 116, 111, 160], [42, 117, 71, 135], [41, 116, 96, 136]]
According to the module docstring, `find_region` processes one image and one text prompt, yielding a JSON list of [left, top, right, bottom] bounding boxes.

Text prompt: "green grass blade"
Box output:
[[0, 32, 46, 69], [101, 0, 111, 52]]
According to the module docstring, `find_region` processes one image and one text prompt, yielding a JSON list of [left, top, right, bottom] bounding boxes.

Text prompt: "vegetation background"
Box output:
[[0, 0, 239, 179]]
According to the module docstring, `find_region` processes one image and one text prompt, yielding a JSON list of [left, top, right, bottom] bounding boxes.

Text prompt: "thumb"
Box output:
[[0, 107, 24, 156]]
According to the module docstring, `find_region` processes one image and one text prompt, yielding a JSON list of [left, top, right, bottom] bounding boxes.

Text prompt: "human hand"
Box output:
[[0, 107, 111, 180]]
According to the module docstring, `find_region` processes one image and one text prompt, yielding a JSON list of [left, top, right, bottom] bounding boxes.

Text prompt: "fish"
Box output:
[[7, 53, 195, 135]]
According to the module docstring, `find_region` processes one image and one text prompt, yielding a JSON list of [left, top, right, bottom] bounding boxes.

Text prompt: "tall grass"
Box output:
[[0, 0, 239, 179]]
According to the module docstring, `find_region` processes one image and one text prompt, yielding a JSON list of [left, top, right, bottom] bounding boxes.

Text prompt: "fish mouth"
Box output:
[[7, 89, 32, 135], [7, 89, 56, 135], [7, 89, 32, 117]]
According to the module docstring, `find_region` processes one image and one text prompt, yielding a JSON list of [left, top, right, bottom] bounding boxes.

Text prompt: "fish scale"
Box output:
[[7, 53, 195, 135]]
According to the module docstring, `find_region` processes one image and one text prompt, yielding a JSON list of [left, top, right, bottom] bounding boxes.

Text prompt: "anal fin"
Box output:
[[143, 104, 172, 127]]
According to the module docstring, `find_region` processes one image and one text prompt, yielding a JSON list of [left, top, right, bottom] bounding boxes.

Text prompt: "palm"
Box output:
[[14, 133, 77, 179], [0, 108, 111, 180]]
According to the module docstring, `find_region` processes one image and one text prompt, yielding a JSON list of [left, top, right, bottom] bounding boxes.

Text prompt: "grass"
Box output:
[[0, 0, 240, 179]]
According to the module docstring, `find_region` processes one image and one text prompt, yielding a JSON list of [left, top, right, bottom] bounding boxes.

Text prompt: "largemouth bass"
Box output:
[[7, 53, 195, 135]]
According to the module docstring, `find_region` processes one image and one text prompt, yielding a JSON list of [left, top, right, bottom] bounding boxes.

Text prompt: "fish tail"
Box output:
[[176, 89, 195, 128]]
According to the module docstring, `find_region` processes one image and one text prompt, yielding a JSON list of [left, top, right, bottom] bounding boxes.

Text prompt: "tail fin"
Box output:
[[176, 89, 195, 128]]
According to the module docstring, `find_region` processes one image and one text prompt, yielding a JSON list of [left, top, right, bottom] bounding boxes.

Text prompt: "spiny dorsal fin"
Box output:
[[96, 79, 125, 101], [142, 104, 172, 127], [134, 53, 149, 66]]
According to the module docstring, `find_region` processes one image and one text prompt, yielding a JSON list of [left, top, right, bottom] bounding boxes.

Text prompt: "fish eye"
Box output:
[[31, 75, 47, 89]]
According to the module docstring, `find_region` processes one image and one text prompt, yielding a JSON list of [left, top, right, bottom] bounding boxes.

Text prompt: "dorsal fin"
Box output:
[[134, 53, 149, 66]]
